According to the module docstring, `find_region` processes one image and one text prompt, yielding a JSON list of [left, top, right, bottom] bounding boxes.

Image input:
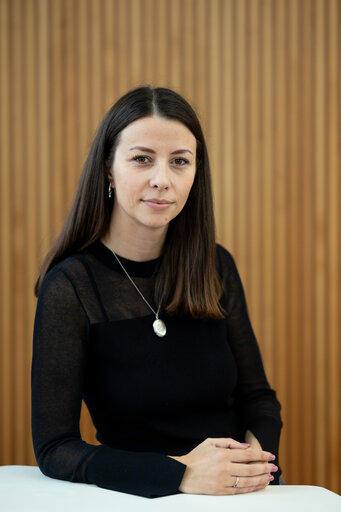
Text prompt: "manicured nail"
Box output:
[[240, 443, 250, 447], [268, 454, 276, 461], [271, 465, 278, 472], [267, 475, 274, 481]]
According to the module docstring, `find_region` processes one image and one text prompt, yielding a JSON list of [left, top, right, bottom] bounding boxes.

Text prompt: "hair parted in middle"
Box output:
[[35, 86, 223, 318]]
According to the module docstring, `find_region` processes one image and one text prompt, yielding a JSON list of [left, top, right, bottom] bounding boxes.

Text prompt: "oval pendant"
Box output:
[[153, 318, 167, 337]]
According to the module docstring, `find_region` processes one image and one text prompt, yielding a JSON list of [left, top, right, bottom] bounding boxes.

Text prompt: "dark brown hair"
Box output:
[[34, 86, 223, 318]]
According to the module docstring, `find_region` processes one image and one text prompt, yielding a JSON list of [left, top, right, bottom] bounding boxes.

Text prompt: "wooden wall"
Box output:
[[0, 0, 340, 494]]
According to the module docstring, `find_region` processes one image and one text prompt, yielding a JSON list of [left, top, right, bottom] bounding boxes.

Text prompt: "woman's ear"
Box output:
[[106, 169, 115, 188]]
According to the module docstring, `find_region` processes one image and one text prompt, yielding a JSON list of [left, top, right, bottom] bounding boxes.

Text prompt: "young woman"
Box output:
[[32, 86, 282, 498]]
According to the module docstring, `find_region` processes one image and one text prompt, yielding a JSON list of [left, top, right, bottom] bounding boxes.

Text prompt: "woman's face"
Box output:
[[108, 115, 197, 236]]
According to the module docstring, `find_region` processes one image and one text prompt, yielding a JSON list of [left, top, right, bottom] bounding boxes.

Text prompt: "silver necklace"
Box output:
[[108, 247, 167, 338]]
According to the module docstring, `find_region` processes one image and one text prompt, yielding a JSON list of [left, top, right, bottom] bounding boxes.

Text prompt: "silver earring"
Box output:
[[108, 183, 113, 199]]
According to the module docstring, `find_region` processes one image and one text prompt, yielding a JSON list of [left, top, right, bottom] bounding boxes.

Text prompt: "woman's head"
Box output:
[[88, 87, 211, 235], [35, 86, 222, 319]]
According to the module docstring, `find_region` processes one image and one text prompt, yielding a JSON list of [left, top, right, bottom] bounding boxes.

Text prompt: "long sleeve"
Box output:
[[31, 265, 186, 498], [217, 246, 283, 481]]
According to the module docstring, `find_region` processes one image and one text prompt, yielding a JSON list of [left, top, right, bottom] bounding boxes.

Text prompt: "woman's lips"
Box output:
[[142, 199, 174, 210]]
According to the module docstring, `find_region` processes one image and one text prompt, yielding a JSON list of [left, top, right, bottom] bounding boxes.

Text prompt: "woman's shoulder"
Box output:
[[215, 244, 243, 294], [48, 252, 87, 276], [39, 251, 92, 296], [215, 243, 237, 272]]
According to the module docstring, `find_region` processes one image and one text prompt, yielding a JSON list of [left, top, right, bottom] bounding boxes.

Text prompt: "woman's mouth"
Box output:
[[142, 199, 174, 210]]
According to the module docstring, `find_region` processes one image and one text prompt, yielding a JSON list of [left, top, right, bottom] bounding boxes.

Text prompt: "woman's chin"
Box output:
[[138, 215, 173, 231]]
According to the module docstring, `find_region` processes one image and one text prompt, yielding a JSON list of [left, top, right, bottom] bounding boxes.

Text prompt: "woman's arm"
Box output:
[[245, 430, 262, 449], [31, 265, 185, 498], [217, 246, 283, 481]]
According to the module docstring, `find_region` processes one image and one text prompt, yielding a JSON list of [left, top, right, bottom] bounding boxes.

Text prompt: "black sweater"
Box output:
[[31, 241, 282, 498]]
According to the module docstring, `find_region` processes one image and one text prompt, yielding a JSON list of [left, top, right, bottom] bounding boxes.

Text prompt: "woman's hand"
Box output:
[[170, 437, 278, 495], [245, 429, 262, 450]]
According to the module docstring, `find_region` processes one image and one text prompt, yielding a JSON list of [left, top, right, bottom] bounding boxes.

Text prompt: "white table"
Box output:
[[0, 466, 340, 512]]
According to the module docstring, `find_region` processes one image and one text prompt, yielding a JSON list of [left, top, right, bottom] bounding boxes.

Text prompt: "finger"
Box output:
[[230, 448, 275, 463], [229, 442, 251, 450], [210, 438, 250, 450], [224, 485, 267, 496], [229, 473, 274, 489], [231, 462, 276, 477]]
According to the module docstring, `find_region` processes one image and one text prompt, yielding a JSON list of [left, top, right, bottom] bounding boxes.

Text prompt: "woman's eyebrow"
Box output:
[[171, 149, 193, 155], [129, 146, 155, 153], [129, 146, 193, 155]]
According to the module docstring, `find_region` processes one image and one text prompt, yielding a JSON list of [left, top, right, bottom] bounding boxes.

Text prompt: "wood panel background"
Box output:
[[0, 0, 340, 494]]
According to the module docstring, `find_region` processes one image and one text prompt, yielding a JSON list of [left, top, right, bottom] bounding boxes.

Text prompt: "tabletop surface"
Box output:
[[0, 466, 340, 512]]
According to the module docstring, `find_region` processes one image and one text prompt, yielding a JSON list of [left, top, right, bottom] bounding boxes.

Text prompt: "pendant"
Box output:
[[153, 318, 167, 337]]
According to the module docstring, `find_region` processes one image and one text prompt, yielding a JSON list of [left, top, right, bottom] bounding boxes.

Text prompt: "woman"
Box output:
[[32, 86, 282, 498]]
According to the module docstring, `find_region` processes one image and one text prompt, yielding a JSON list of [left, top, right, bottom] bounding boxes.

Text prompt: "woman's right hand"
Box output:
[[170, 437, 278, 495]]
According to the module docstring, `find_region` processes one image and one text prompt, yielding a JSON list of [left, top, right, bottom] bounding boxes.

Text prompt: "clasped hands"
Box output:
[[170, 437, 278, 495]]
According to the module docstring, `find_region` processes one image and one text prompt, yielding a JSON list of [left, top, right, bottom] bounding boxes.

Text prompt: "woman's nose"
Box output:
[[149, 161, 170, 190]]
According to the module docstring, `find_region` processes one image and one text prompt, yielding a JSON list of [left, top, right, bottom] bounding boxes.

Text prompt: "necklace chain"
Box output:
[[108, 246, 161, 319]]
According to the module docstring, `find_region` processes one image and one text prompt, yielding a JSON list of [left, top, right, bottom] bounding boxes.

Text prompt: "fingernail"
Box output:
[[268, 454, 276, 461], [271, 465, 278, 472], [240, 443, 250, 447], [267, 475, 274, 481]]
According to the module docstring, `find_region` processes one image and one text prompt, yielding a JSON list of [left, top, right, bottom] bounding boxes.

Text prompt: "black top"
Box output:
[[31, 242, 282, 498]]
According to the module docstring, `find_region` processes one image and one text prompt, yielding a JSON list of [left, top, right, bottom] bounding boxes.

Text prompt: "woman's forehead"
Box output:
[[117, 116, 196, 151]]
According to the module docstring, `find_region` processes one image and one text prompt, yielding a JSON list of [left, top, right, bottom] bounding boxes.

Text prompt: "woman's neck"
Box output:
[[102, 224, 167, 262]]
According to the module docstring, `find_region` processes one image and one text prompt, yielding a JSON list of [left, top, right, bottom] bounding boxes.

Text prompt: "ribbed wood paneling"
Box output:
[[0, 0, 339, 494]]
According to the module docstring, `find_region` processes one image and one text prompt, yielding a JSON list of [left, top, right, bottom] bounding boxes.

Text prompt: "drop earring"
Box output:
[[108, 183, 113, 199]]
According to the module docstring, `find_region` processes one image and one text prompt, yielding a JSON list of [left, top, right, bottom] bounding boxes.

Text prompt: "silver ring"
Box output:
[[233, 476, 240, 488]]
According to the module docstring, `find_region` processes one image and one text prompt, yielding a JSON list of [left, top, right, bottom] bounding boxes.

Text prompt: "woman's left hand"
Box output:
[[245, 430, 263, 450]]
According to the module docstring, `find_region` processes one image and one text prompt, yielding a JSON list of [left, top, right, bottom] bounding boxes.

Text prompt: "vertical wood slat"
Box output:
[[327, 0, 340, 492], [273, 0, 290, 476], [12, 0, 25, 463], [0, 0, 12, 464], [261, 0, 275, 380], [51, 0, 64, 238], [220, 0, 234, 256], [24, 0, 39, 463], [234, 0, 248, 284], [0, 0, 339, 495], [207, 0, 222, 227], [64, 0, 78, 208], [248, 0, 261, 334], [287, 0, 301, 479], [314, 0, 327, 486], [300, 0, 314, 485]]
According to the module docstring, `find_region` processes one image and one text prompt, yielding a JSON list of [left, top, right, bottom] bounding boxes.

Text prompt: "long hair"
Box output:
[[34, 86, 223, 318]]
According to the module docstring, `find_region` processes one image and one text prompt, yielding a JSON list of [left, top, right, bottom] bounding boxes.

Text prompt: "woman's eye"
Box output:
[[132, 155, 151, 164], [173, 158, 189, 166]]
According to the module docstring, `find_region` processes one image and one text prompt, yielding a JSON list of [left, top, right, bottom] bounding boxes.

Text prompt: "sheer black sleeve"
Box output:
[[31, 265, 186, 498], [217, 245, 283, 480]]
